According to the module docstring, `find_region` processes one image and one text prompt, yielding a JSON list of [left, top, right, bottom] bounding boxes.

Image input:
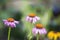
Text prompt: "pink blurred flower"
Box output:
[[3, 18, 19, 28], [26, 13, 40, 23], [32, 24, 47, 36]]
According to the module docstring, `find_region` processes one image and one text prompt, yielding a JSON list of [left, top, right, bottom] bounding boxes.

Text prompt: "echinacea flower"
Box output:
[[47, 31, 60, 40], [26, 13, 40, 23], [3, 18, 19, 28], [32, 24, 47, 36]]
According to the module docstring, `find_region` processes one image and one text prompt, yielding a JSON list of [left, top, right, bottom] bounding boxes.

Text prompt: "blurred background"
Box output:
[[0, 0, 60, 40]]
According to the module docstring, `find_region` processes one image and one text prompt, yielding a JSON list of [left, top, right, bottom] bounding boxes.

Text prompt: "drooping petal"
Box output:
[[6, 22, 10, 26], [27, 17, 33, 23], [26, 16, 40, 24], [14, 21, 19, 24], [32, 28, 38, 36], [35, 16, 40, 20], [26, 16, 33, 23], [4, 21, 9, 25], [26, 16, 30, 21], [43, 28, 47, 34], [3, 20, 9, 25], [33, 18, 37, 23], [3, 20, 7, 22], [11, 23, 16, 27], [39, 29, 44, 34], [37, 28, 47, 35], [9, 22, 16, 27], [3, 19, 19, 28], [29, 17, 33, 22]]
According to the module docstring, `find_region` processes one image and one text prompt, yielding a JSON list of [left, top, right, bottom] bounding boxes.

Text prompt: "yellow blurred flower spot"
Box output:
[[47, 31, 60, 40]]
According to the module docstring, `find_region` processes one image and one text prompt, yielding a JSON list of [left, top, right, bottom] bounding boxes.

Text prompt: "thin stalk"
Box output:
[[28, 23, 33, 40], [8, 27, 11, 40], [37, 34, 39, 40]]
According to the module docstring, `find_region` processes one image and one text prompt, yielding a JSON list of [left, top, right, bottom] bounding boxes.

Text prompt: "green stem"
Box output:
[[8, 27, 11, 40], [28, 23, 33, 40], [37, 37, 39, 40], [37, 33, 40, 40], [37, 35, 39, 40]]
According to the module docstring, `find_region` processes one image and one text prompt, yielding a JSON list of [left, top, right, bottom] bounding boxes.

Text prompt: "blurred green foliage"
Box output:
[[0, 0, 60, 40]]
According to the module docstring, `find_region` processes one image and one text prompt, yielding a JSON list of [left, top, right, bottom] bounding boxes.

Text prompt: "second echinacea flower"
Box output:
[[26, 13, 40, 23]]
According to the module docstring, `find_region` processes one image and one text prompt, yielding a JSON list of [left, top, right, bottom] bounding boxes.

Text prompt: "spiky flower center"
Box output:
[[29, 13, 36, 18], [7, 18, 14, 22], [36, 24, 43, 29]]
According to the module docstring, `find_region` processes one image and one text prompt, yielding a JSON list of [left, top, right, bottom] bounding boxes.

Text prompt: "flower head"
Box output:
[[47, 31, 60, 40], [32, 24, 47, 36], [26, 13, 40, 23], [3, 18, 19, 28]]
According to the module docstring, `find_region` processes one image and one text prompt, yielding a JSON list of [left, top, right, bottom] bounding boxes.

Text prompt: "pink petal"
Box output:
[[29, 17, 32, 22], [3, 20, 8, 23], [35, 16, 40, 20], [26, 16, 33, 23], [38, 29, 43, 34], [6, 22, 10, 26], [32, 28, 38, 36], [14, 21, 19, 24], [4, 22, 9, 25], [3, 20, 9, 25], [9, 22, 16, 27], [26, 16, 30, 21], [3, 20, 16, 28], [33, 18, 37, 23], [39, 28, 47, 34], [43, 28, 47, 34], [6, 22, 16, 27], [10, 23, 16, 27], [3, 20, 7, 22]]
